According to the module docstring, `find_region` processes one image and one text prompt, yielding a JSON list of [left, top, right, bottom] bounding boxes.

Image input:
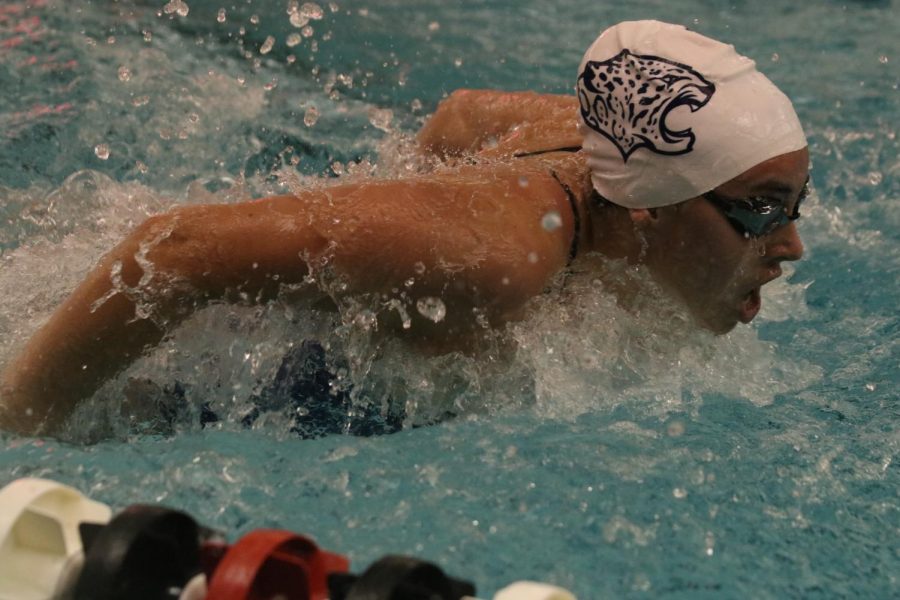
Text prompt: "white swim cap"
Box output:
[[576, 20, 807, 209]]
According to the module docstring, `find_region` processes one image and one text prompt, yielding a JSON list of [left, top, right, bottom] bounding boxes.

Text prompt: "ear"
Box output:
[[627, 207, 658, 228]]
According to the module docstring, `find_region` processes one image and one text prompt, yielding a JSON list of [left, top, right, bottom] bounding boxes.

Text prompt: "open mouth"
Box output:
[[738, 287, 761, 323]]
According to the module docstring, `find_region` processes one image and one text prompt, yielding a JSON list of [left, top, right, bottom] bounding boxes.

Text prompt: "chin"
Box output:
[[696, 311, 739, 335]]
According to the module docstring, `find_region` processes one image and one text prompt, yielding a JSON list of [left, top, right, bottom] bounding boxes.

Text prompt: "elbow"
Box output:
[[110, 209, 213, 300]]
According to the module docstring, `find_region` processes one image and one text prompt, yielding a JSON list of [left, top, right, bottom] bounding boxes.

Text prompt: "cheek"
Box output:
[[656, 205, 749, 294]]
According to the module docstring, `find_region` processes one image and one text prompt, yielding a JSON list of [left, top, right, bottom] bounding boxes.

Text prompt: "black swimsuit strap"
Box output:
[[549, 170, 580, 264], [513, 146, 582, 158]]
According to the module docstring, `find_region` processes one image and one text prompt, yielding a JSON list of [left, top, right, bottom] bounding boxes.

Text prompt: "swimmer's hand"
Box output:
[[417, 89, 582, 159]]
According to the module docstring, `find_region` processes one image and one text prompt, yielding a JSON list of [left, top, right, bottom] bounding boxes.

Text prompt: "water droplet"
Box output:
[[303, 105, 319, 126], [216, 8, 226, 23], [287, 33, 302, 47], [368, 107, 393, 132], [301, 2, 325, 20], [771, 52, 780, 62], [704, 532, 715, 556], [673, 487, 687, 499], [117, 66, 132, 82], [878, 55, 889, 64], [541, 210, 562, 231], [416, 297, 446, 323], [94, 144, 110, 160], [428, 21, 440, 32], [260, 35, 275, 54], [163, 0, 190, 17]]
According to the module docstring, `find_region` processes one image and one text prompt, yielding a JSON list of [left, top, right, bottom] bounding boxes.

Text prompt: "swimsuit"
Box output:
[[513, 147, 583, 264]]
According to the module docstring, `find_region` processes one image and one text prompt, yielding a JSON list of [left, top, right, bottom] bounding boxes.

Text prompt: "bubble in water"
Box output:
[[413, 261, 426, 275], [301, 25, 314, 38], [287, 33, 302, 47], [878, 55, 889, 64], [216, 8, 226, 23], [865, 383, 876, 391], [453, 57, 463, 67], [673, 487, 687, 499], [667, 421, 685, 437], [260, 36, 275, 54], [771, 53, 780, 62], [142, 30, 152, 42], [303, 105, 319, 127], [527, 252, 538, 264], [250, 14, 260, 25], [329, 2, 339, 12], [416, 297, 446, 323], [117, 66, 132, 82], [163, 0, 190, 17], [428, 21, 440, 32], [518, 176, 529, 188], [867, 171, 883, 185], [290, 12, 309, 28], [368, 107, 393, 132], [331, 161, 344, 175], [410, 98, 422, 112], [94, 144, 110, 160], [541, 211, 562, 232]]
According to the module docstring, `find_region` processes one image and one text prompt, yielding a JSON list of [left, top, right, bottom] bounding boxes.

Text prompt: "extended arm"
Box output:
[[0, 157, 583, 435], [417, 89, 581, 159]]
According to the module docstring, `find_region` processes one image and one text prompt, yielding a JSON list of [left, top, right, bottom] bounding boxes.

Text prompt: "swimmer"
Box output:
[[0, 21, 809, 435]]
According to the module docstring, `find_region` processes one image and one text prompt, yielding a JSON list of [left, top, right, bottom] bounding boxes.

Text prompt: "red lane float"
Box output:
[[203, 529, 349, 600]]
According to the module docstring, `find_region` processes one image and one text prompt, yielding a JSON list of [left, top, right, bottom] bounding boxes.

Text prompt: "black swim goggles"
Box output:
[[702, 175, 810, 238]]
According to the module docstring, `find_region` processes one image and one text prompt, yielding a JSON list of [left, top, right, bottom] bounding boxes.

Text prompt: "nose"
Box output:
[[765, 221, 804, 262]]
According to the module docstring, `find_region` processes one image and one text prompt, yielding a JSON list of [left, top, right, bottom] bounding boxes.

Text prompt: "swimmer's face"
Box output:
[[642, 148, 809, 333]]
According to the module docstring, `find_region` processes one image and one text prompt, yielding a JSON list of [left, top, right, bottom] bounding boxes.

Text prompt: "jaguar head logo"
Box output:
[[577, 49, 716, 162]]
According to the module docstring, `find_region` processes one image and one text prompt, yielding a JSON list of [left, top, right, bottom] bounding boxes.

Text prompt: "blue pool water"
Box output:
[[1, 0, 898, 597]]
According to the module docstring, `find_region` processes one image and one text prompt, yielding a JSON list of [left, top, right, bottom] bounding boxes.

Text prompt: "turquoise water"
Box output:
[[1, 0, 898, 597]]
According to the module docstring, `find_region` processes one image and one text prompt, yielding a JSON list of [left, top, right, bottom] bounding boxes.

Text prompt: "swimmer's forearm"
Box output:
[[0, 202, 326, 435], [0, 231, 172, 434], [417, 89, 580, 158]]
